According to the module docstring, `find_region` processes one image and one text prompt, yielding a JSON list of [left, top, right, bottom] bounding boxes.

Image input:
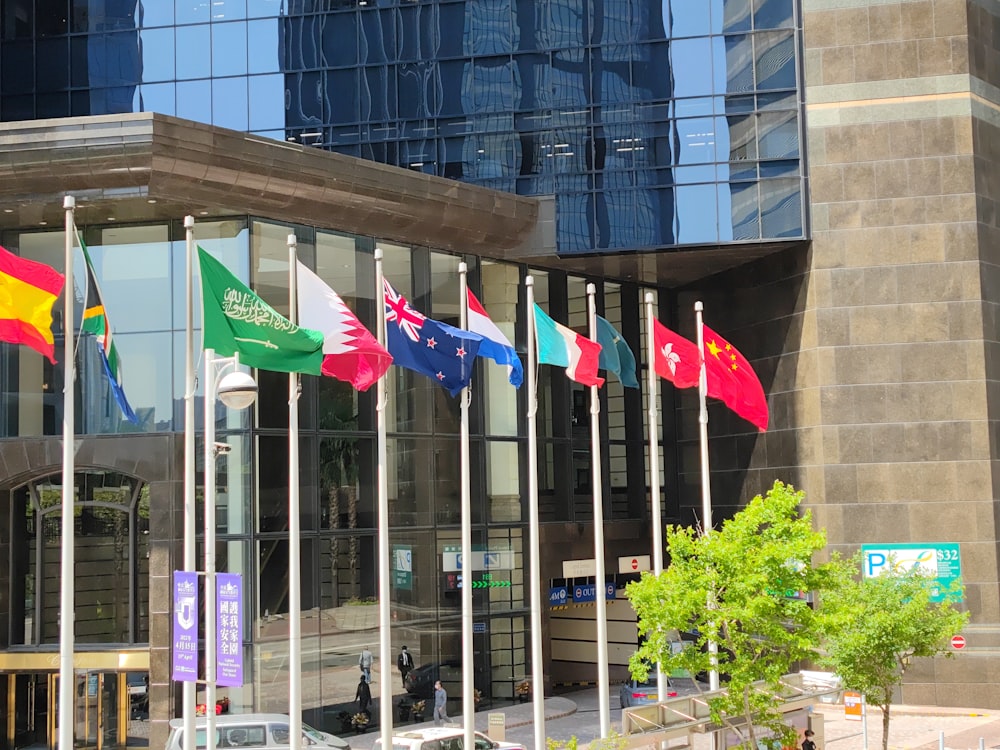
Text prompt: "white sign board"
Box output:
[[618, 555, 651, 574], [562, 558, 596, 578], [442, 549, 515, 572]]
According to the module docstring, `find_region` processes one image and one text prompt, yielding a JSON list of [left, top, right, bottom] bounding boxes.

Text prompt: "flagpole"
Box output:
[[183, 215, 197, 750], [58, 195, 75, 750], [524, 277, 546, 750], [644, 293, 668, 701], [204, 347, 219, 750], [694, 301, 718, 693], [374, 249, 393, 750], [287, 234, 303, 750], [458, 263, 475, 748], [586, 284, 611, 737]]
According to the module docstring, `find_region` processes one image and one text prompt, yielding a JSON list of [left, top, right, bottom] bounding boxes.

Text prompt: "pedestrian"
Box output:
[[801, 729, 817, 750], [359, 646, 373, 683], [433, 680, 449, 726], [355, 674, 372, 718], [397, 645, 414, 688]]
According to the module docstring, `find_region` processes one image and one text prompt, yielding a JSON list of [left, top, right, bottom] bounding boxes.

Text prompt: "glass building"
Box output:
[[10, 0, 1000, 745], [0, 2, 812, 747]]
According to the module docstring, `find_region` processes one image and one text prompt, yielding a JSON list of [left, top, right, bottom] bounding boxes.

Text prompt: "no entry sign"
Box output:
[[951, 635, 966, 650]]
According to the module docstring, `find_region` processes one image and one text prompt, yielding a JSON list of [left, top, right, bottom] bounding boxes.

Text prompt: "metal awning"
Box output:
[[621, 672, 841, 748]]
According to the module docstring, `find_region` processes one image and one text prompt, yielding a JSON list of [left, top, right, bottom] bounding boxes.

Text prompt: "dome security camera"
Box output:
[[216, 370, 258, 410]]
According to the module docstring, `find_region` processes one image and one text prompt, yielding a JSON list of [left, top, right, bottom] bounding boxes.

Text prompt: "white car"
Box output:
[[372, 727, 526, 750], [166, 713, 350, 750]]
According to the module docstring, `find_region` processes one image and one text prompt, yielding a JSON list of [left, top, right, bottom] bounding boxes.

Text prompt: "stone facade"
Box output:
[[674, 0, 1000, 707]]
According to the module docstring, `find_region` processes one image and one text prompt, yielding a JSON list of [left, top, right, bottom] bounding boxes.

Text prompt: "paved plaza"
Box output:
[[343, 687, 1000, 750]]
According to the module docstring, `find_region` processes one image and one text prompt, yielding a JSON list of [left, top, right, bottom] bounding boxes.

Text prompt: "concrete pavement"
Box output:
[[340, 687, 999, 750]]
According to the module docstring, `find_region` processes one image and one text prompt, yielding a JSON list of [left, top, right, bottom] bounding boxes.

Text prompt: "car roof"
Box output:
[[168, 714, 297, 729], [393, 728, 487, 740]]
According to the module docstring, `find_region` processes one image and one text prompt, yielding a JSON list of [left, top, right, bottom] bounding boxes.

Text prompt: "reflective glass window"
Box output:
[[213, 76, 250, 131], [139, 82, 176, 115], [176, 79, 212, 122], [668, 0, 712, 38], [755, 0, 795, 30], [141, 27, 176, 82], [36, 38, 69, 91], [676, 183, 719, 244], [212, 0, 248, 21], [140, 2, 174, 28], [175, 24, 211, 80], [213, 21, 249, 77], [247, 0, 282, 20], [248, 18, 281, 74], [176, 0, 211, 24], [755, 31, 797, 91]]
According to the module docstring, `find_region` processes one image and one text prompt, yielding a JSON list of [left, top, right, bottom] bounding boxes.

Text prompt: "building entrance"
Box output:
[[0, 651, 149, 750]]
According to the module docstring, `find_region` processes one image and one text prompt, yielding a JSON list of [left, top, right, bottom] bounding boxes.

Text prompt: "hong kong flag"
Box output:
[[651, 319, 700, 389], [702, 324, 769, 432]]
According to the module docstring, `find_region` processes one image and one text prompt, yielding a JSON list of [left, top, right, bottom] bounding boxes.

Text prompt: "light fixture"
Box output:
[[148, 199, 158, 204], [216, 370, 258, 410]]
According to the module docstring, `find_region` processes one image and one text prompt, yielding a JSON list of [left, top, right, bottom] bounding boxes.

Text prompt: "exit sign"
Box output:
[[442, 571, 512, 592]]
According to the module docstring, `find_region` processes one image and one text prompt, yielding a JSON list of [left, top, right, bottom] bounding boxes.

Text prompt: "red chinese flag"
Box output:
[[702, 324, 768, 431], [651, 319, 700, 389], [0, 245, 64, 363]]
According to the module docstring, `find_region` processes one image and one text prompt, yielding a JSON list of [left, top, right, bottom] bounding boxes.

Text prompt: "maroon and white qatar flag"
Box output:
[[295, 260, 392, 391]]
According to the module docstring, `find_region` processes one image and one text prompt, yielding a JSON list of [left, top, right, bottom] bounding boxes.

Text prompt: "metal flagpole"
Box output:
[[374, 249, 393, 750], [204, 348, 219, 750], [183, 215, 197, 750], [525, 276, 546, 750], [458, 263, 475, 750], [694, 301, 718, 692], [644, 293, 667, 701], [58, 195, 76, 750], [587, 284, 611, 738], [287, 234, 303, 750]]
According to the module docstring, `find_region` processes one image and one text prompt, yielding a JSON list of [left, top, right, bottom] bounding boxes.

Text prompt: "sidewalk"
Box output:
[[342, 690, 1000, 750], [814, 703, 999, 750]]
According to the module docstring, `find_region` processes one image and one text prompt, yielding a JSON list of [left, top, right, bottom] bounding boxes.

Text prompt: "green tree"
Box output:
[[626, 481, 848, 749], [820, 563, 968, 750]]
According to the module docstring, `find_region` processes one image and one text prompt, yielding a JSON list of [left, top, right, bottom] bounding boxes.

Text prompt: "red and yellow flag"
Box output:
[[0, 245, 64, 363], [703, 324, 769, 432]]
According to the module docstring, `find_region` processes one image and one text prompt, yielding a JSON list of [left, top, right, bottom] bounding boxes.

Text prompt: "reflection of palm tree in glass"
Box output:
[[320, 395, 360, 602]]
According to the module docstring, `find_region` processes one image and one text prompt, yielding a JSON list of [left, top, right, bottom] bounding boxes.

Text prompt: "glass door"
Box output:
[[64, 672, 122, 750], [7, 673, 51, 749]]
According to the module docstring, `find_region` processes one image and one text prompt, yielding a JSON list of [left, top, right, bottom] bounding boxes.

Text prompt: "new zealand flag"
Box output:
[[383, 279, 483, 396]]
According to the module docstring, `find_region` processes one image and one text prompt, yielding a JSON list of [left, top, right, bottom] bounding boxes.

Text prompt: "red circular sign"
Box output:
[[631, 558, 639, 570], [951, 635, 966, 650]]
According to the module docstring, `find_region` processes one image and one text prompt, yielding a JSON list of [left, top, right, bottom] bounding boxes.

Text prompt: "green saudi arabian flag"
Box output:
[[198, 246, 324, 375]]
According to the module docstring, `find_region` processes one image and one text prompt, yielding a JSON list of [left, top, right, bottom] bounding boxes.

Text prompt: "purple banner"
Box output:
[[172, 571, 199, 682], [216, 573, 243, 687]]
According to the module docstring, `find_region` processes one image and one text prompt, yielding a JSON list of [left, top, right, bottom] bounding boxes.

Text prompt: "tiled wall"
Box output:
[[798, 0, 1000, 707]]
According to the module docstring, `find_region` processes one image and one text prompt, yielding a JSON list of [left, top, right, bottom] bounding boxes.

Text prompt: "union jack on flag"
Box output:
[[384, 278, 425, 341], [382, 278, 484, 397]]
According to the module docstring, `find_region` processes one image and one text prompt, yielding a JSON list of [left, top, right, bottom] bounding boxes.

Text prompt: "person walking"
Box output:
[[359, 646, 373, 683], [397, 645, 414, 689], [433, 680, 449, 726], [801, 730, 817, 750], [355, 674, 372, 719]]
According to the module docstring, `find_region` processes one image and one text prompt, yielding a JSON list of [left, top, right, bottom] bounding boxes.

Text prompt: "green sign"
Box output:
[[470, 573, 511, 589], [393, 545, 412, 591], [861, 543, 962, 603]]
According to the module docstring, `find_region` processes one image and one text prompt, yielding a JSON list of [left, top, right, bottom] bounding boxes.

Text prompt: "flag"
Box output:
[[533, 303, 604, 387], [651, 319, 700, 389], [198, 247, 324, 374], [703, 324, 769, 431], [384, 279, 483, 397], [596, 316, 639, 388], [295, 260, 392, 391], [0, 244, 64, 363], [79, 236, 139, 423], [467, 288, 523, 387]]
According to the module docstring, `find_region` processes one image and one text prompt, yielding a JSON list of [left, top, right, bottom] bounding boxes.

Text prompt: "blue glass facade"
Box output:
[[0, 0, 805, 254]]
